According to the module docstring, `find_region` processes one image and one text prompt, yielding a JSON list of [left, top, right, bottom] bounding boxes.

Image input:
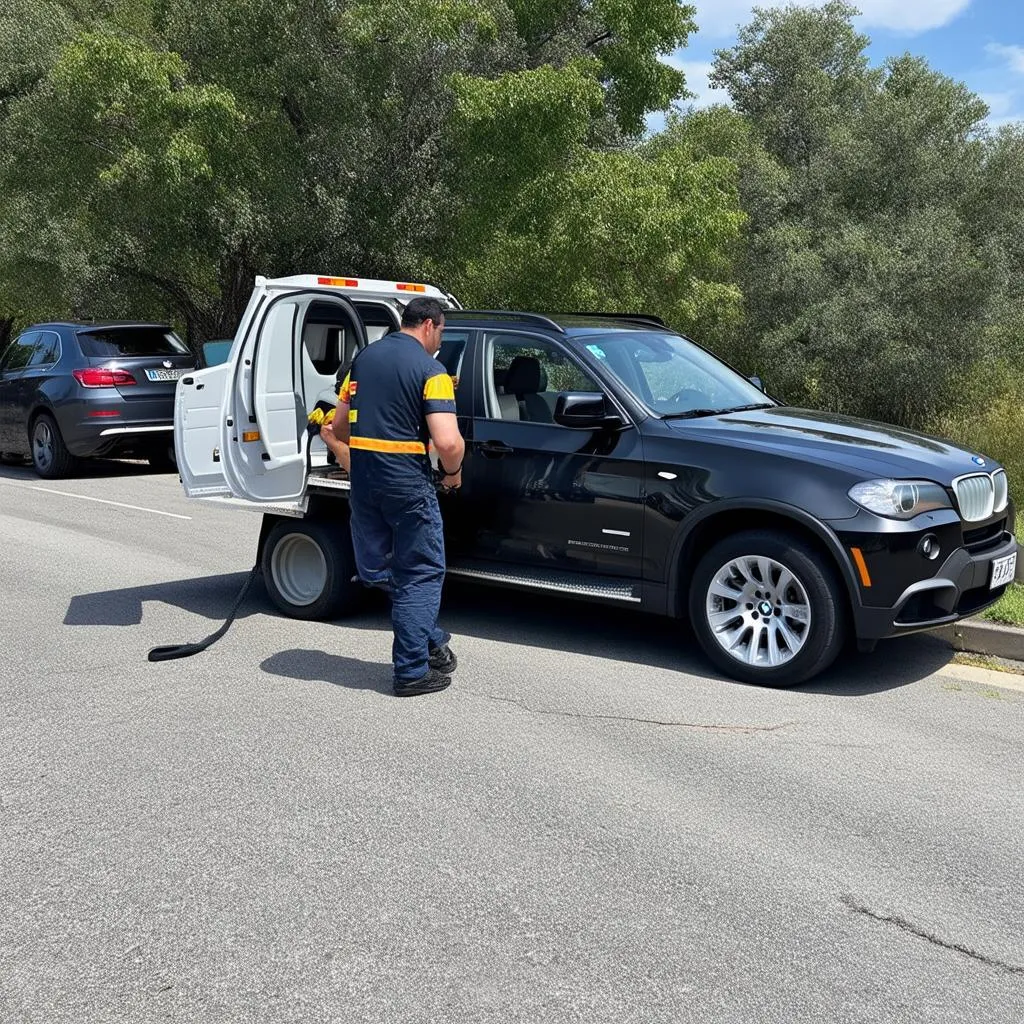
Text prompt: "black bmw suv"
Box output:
[[419, 310, 1017, 686], [0, 321, 196, 477]]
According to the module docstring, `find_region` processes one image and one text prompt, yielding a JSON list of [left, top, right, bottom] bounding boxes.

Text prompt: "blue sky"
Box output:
[[649, 0, 1024, 130]]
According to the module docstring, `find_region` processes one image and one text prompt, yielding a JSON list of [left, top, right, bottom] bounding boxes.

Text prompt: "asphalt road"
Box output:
[[1, 460, 1023, 1024]]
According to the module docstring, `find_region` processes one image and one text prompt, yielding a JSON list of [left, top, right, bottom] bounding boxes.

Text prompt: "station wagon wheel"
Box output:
[[260, 519, 364, 621], [689, 529, 846, 688], [30, 413, 76, 480]]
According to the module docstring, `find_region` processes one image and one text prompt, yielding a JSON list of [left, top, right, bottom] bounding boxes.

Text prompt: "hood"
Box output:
[[669, 406, 997, 484]]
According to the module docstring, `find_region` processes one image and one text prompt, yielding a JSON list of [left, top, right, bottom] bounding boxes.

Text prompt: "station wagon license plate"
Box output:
[[146, 368, 184, 381], [990, 552, 1017, 590]]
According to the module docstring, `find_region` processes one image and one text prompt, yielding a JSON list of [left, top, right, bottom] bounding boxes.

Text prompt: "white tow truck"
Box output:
[[174, 273, 459, 618]]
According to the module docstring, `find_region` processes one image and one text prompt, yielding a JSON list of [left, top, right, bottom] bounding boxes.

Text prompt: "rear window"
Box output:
[[77, 327, 188, 358]]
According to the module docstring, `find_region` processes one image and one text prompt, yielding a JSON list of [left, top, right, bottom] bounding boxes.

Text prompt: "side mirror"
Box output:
[[201, 340, 233, 368], [554, 392, 625, 430], [749, 375, 765, 392]]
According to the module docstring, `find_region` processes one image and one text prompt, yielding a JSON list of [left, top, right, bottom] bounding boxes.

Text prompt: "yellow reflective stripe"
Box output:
[[350, 437, 426, 455], [423, 372, 455, 402], [348, 409, 358, 423], [339, 372, 352, 403]]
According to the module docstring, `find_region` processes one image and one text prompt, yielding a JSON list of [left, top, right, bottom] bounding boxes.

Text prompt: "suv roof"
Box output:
[[31, 321, 175, 331], [443, 310, 667, 334]]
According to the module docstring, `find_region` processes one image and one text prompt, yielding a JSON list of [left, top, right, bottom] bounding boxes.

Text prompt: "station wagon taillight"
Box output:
[[72, 368, 138, 387]]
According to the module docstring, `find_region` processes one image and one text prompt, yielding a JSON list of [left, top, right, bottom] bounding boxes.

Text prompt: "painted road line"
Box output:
[[0, 477, 191, 520]]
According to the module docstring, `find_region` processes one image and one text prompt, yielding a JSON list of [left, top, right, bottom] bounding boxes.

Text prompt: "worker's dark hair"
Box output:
[[401, 296, 445, 328]]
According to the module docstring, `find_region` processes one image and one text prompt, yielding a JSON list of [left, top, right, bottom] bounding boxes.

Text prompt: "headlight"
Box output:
[[848, 479, 952, 520]]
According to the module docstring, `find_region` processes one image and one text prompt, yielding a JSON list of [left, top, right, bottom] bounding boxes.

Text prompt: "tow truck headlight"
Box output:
[[848, 479, 952, 520]]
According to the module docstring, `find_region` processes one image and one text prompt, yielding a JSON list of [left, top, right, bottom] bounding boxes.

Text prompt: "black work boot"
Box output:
[[429, 643, 457, 675], [393, 668, 452, 698]]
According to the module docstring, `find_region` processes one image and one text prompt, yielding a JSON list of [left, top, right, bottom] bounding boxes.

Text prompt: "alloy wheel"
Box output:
[[33, 420, 54, 473], [704, 555, 812, 668]]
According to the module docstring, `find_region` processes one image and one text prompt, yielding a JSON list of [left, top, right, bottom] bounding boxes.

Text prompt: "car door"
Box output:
[[221, 289, 366, 503], [0, 332, 41, 450], [461, 330, 645, 578]]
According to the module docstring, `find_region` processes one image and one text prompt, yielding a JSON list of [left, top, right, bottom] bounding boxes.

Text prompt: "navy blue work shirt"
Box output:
[[339, 331, 457, 486]]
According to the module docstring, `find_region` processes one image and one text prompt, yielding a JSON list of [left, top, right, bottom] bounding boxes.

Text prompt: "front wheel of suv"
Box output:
[[688, 530, 847, 688]]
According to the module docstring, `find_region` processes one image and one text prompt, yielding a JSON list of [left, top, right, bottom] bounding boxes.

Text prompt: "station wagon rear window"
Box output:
[[77, 327, 189, 358]]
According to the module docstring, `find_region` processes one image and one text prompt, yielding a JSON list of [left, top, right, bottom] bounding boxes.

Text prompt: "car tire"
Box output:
[[261, 519, 364, 621], [148, 443, 177, 472], [688, 529, 847, 688], [30, 413, 77, 480]]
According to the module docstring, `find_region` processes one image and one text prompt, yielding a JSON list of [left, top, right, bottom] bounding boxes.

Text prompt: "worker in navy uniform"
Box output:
[[328, 296, 465, 696]]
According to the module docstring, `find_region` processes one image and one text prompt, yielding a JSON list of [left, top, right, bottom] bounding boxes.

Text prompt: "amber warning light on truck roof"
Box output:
[[397, 282, 426, 292], [318, 276, 359, 287]]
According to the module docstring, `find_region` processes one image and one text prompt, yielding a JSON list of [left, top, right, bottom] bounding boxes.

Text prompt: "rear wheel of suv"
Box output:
[[30, 413, 76, 479], [261, 519, 364, 621], [689, 530, 847, 687]]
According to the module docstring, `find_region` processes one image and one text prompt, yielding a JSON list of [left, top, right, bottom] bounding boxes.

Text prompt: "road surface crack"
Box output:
[[485, 695, 794, 732], [841, 895, 1024, 975]]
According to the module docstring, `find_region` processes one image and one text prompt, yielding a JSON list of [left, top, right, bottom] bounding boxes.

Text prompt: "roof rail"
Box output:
[[551, 311, 667, 328], [443, 310, 566, 333]]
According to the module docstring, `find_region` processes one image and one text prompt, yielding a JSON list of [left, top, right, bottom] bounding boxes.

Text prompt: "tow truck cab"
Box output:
[[174, 273, 458, 508]]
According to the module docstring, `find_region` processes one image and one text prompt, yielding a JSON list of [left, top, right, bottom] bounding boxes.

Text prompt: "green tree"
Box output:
[[0, 0, 702, 345], [708, 2, 1005, 428]]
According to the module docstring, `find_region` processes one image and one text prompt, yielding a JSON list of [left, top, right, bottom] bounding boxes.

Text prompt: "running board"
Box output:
[[445, 561, 642, 603], [197, 494, 308, 518], [307, 470, 351, 492]]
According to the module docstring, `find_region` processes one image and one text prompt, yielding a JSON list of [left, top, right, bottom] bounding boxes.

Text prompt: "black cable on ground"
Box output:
[[147, 564, 262, 662]]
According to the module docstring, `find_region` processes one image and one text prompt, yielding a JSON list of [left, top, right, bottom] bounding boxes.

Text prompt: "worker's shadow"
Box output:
[[260, 648, 394, 696]]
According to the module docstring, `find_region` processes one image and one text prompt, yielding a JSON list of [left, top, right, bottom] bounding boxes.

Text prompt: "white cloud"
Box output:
[[980, 91, 1014, 118], [986, 43, 1024, 75], [664, 58, 728, 108], [693, 1, 973, 40]]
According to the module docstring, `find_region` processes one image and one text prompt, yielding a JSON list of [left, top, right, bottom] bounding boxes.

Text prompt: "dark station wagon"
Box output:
[[0, 321, 196, 477]]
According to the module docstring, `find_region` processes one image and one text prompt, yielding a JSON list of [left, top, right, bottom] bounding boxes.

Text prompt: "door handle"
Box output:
[[480, 440, 513, 458]]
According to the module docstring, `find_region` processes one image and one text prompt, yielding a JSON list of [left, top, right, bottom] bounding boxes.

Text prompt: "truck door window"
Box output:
[[484, 333, 600, 424]]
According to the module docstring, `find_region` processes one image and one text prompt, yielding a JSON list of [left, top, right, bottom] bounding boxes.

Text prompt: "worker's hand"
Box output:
[[438, 468, 462, 494]]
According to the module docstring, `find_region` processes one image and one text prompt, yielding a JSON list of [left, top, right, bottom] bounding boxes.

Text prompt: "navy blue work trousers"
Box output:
[[348, 473, 450, 682]]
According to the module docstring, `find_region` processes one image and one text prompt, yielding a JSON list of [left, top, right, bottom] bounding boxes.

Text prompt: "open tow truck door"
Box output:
[[220, 290, 366, 504]]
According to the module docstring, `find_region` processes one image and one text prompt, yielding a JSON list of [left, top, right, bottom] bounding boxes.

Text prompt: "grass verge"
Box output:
[[982, 514, 1023, 627]]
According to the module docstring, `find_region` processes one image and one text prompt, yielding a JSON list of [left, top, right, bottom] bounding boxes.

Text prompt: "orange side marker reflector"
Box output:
[[851, 547, 872, 588], [242, 431, 260, 442], [397, 282, 426, 292], [318, 276, 359, 287]]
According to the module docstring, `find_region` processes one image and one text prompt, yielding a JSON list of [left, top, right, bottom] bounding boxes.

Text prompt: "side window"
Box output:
[[27, 331, 61, 368], [0, 332, 41, 374], [355, 302, 399, 343], [484, 332, 600, 424], [438, 329, 471, 417]]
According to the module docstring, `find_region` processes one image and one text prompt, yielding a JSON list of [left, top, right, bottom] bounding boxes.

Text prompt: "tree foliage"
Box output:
[[704, 1, 1019, 430], [0, 0, 702, 344]]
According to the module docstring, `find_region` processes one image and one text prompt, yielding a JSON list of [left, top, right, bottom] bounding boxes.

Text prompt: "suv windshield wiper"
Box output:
[[662, 402, 775, 420]]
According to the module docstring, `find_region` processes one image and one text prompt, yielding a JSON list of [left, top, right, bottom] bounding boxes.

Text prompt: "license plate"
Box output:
[[146, 368, 183, 381], [990, 552, 1018, 590]]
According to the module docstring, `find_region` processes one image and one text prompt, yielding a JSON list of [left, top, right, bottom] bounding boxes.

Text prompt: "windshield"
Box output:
[[576, 330, 773, 418]]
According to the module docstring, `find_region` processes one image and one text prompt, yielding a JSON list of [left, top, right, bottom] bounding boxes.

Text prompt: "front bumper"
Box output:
[[833, 507, 1018, 641]]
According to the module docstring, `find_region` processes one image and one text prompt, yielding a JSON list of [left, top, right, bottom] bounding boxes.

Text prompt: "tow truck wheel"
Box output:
[[261, 520, 363, 621]]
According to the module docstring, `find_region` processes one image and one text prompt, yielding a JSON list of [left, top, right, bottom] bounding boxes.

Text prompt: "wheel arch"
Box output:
[[669, 500, 862, 621]]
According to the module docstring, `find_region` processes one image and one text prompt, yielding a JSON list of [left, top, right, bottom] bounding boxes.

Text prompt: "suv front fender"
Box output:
[[666, 498, 863, 619]]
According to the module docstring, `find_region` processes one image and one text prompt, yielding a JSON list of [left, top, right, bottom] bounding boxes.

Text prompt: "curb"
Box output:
[[938, 619, 1024, 662]]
